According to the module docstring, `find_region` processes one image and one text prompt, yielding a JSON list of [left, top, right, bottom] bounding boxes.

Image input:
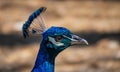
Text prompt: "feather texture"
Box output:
[[22, 7, 88, 72], [22, 7, 47, 38]]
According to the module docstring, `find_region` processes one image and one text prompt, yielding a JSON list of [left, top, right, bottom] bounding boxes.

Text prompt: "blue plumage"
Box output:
[[32, 26, 72, 72], [22, 7, 88, 72], [22, 7, 46, 38], [28, 7, 46, 23]]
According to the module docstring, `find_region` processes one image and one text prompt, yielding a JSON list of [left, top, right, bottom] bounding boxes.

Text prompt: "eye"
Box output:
[[55, 36, 63, 42]]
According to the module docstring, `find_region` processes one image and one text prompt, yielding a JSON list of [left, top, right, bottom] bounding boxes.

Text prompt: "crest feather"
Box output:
[[22, 7, 47, 38]]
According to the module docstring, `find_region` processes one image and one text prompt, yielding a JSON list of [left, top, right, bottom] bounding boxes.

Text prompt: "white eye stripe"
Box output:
[[48, 36, 64, 46], [63, 35, 77, 42]]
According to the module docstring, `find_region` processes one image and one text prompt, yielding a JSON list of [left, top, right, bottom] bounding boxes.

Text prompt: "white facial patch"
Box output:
[[48, 36, 64, 46], [63, 35, 77, 42]]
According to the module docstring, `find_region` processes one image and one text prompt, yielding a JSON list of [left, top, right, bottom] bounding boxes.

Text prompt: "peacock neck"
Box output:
[[32, 40, 58, 72]]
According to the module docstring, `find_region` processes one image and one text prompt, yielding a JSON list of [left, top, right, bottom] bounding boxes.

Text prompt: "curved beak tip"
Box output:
[[82, 39, 89, 45], [71, 34, 89, 46]]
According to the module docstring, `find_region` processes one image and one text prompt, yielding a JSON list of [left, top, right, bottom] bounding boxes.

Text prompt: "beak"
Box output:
[[70, 34, 88, 45]]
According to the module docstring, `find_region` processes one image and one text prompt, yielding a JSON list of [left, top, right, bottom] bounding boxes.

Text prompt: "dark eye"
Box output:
[[55, 36, 63, 42]]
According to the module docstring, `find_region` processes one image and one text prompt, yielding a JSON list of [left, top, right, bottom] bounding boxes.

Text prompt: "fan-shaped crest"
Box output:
[[22, 7, 47, 38]]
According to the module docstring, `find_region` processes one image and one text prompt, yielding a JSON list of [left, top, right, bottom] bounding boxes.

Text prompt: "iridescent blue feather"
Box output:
[[22, 7, 88, 72], [22, 7, 46, 38]]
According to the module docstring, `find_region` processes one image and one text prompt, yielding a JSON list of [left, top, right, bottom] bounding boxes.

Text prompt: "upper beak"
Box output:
[[71, 34, 88, 45]]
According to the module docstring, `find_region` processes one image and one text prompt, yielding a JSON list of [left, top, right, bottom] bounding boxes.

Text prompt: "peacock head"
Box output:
[[22, 7, 88, 55], [42, 26, 88, 53]]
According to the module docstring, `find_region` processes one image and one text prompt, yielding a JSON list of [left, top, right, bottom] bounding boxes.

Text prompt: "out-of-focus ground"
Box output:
[[0, 0, 120, 72]]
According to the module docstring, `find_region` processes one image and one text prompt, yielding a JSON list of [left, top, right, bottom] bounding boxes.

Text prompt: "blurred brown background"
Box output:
[[0, 0, 120, 72]]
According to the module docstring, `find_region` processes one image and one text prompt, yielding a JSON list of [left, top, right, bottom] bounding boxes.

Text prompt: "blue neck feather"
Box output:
[[32, 40, 58, 72]]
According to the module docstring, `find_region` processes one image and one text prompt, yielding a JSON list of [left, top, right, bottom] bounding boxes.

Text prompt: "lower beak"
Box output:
[[71, 34, 88, 45]]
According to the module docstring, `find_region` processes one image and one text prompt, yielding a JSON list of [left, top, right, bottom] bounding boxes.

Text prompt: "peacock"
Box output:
[[22, 7, 88, 72]]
